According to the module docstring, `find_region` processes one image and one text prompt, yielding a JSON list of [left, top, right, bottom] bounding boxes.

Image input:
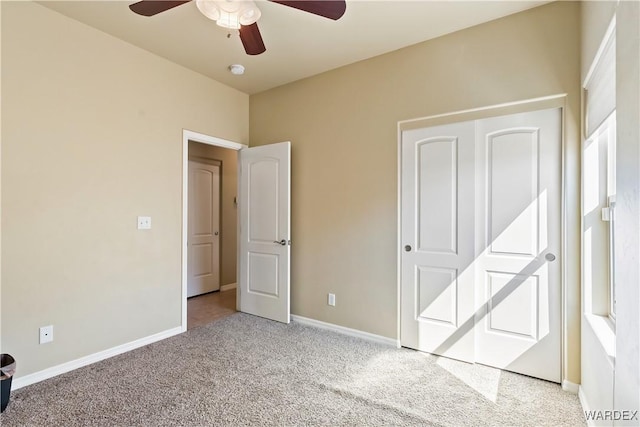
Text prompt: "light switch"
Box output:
[[137, 216, 152, 230]]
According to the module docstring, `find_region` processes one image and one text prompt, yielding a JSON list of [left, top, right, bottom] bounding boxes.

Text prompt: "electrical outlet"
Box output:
[[328, 293, 336, 307], [40, 325, 53, 344], [137, 216, 152, 230]]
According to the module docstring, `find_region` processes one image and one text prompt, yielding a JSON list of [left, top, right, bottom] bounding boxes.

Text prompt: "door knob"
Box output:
[[404, 245, 412, 252], [214, 231, 219, 236], [545, 253, 556, 262], [274, 239, 287, 246]]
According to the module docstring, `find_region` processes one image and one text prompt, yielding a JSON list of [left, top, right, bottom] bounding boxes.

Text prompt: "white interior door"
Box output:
[[401, 108, 562, 383], [187, 160, 221, 297], [474, 108, 561, 382], [401, 121, 477, 363], [238, 141, 291, 324]]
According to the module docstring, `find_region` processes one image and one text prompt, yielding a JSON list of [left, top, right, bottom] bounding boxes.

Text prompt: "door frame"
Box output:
[[181, 129, 247, 331], [397, 94, 575, 387]]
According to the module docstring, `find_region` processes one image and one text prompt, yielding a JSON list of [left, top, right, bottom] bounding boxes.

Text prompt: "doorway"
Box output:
[[400, 106, 563, 383], [182, 131, 246, 331], [187, 288, 236, 329], [181, 130, 292, 330]]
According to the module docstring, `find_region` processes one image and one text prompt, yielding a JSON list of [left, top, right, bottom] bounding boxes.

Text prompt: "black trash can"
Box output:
[[1, 354, 16, 413]]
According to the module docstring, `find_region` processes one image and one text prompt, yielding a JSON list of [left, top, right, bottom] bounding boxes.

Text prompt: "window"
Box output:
[[582, 21, 616, 321], [583, 113, 616, 319]]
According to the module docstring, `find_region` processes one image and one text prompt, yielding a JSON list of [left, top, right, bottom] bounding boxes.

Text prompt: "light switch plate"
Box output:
[[137, 216, 151, 230]]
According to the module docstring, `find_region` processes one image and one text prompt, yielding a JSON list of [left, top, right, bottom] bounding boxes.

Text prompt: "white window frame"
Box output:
[[585, 113, 617, 320], [605, 115, 616, 321], [582, 17, 616, 322]]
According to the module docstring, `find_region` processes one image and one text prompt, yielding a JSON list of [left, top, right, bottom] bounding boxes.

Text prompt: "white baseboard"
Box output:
[[562, 380, 579, 394], [12, 326, 183, 390], [220, 282, 237, 292], [291, 314, 398, 347], [579, 385, 594, 426]]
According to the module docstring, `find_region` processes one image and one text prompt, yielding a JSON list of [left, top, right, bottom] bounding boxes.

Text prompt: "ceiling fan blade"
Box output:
[[239, 23, 266, 56], [129, 1, 191, 17], [270, 0, 346, 20]]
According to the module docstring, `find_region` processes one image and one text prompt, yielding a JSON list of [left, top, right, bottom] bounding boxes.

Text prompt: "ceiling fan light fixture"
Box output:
[[129, 0, 346, 56], [196, 0, 261, 30], [195, 0, 220, 21], [216, 10, 241, 29], [239, 5, 261, 25]]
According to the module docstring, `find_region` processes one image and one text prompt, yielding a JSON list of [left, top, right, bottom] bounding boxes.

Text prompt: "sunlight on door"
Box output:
[[401, 108, 561, 384]]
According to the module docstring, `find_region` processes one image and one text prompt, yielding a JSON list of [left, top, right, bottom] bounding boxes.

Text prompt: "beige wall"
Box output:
[[1, 2, 248, 377], [188, 142, 238, 286], [250, 1, 581, 383]]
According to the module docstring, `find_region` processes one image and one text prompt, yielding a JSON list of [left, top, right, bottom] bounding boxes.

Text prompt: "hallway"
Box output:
[[187, 289, 236, 330]]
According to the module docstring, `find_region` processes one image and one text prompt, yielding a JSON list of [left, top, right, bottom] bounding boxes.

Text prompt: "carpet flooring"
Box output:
[[1, 313, 585, 426]]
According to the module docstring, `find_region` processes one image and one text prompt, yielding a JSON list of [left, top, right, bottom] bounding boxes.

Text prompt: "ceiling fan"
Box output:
[[129, 0, 347, 56]]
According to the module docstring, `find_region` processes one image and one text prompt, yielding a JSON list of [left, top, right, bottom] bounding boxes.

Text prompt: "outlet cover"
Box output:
[[328, 293, 336, 307], [137, 216, 152, 230], [40, 325, 53, 344]]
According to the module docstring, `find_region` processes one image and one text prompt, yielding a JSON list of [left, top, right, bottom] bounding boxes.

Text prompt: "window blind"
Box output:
[[585, 32, 616, 138]]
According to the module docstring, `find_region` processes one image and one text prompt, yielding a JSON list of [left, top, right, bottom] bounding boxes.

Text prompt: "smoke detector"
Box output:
[[229, 64, 245, 75]]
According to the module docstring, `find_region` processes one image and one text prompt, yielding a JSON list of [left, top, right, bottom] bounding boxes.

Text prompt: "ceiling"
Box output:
[[40, 1, 551, 94]]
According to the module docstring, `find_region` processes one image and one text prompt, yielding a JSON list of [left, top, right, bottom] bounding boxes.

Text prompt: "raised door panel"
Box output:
[[485, 271, 538, 340], [193, 169, 214, 236], [417, 266, 458, 326], [248, 252, 279, 297], [417, 138, 458, 254], [487, 130, 539, 257], [192, 243, 214, 277], [248, 159, 279, 243]]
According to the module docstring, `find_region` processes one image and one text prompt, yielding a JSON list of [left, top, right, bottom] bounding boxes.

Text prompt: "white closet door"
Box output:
[[474, 108, 562, 383], [401, 121, 476, 363], [401, 108, 562, 383]]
